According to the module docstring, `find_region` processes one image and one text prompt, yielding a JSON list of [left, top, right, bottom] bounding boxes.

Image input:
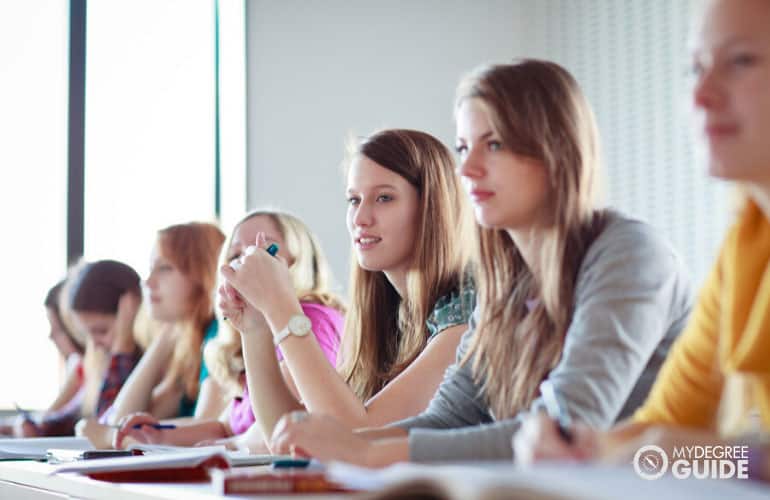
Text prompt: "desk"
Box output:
[[1, 459, 768, 500], [0, 461, 349, 499]]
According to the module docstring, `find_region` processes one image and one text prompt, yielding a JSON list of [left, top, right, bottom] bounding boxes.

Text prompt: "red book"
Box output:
[[210, 467, 354, 495]]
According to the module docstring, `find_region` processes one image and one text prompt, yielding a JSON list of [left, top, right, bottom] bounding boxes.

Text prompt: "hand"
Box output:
[[270, 412, 371, 466], [219, 232, 298, 327], [513, 412, 599, 465], [113, 412, 161, 449], [218, 284, 270, 336], [74, 418, 116, 449]]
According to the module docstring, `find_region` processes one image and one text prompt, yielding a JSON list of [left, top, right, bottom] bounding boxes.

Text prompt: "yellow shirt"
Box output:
[[634, 200, 770, 434]]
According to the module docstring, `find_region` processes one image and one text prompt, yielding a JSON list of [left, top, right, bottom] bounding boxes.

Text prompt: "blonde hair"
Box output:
[[458, 60, 607, 419], [155, 222, 226, 401], [337, 129, 475, 401], [205, 209, 345, 397]]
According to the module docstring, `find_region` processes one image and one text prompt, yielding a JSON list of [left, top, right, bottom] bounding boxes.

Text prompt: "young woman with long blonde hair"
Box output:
[[221, 129, 476, 447], [114, 209, 344, 449], [267, 60, 693, 466]]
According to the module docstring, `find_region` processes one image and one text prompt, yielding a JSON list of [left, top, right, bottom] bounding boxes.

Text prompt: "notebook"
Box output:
[[210, 466, 352, 495], [0, 436, 93, 461]]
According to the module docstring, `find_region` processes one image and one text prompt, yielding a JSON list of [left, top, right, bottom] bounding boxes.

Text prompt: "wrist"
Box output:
[[265, 300, 304, 335]]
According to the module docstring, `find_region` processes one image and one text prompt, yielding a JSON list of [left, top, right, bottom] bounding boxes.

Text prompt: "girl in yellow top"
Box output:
[[513, 0, 770, 480]]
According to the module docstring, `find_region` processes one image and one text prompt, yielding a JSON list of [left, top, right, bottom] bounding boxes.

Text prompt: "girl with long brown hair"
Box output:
[[515, 0, 770, 479], [267, 60, 692, 466], [220, 129, 475, 447]]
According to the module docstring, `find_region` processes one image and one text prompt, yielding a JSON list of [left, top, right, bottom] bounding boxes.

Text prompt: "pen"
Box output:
[[539, 380, 574, 444], [132, 423, 177, 430], [229, 243, 279, 270], [13, 402, 33, 423]]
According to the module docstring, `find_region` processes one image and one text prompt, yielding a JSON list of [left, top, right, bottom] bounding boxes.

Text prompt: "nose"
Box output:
[[145, 270, 157, 290], [353, 199, 374, 228], [457, 146, 485, 180], [693, 66, 723, 111]]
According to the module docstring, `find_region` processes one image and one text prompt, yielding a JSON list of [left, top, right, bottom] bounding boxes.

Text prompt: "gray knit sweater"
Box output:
[[392, 212, 693, 462]]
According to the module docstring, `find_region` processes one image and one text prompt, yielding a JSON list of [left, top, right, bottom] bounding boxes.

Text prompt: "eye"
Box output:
[[455, 144, 468, 156], [347, 196, 360, 206], [729, 53, 757, 68], [488, 140, 502, 152], [376, 194, 393, 202]]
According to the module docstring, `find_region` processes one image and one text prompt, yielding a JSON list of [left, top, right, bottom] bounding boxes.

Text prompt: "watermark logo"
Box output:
[[633, 445, 668, 480], [633, 445, 750, 480]]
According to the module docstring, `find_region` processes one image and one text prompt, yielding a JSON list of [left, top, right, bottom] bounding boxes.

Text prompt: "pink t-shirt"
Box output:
[[229, 302, 343, 435]]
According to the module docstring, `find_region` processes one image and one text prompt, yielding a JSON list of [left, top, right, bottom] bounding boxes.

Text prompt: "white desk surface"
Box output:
[[0, 460, 350, 499], [1, 459, 768, 500]]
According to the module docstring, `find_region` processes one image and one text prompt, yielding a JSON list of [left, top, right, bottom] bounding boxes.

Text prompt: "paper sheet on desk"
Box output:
[[327, 461, 770, 500], [0, 436, 93, 461], [129, 443, 285, 466]]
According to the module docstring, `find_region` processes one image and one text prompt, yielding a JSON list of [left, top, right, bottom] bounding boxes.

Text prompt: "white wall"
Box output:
[[245, 0, 521, 290], [246, 0, 730, 290]]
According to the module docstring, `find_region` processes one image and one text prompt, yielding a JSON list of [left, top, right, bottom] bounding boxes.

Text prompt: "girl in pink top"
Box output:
[[114, 210, 344, 450]]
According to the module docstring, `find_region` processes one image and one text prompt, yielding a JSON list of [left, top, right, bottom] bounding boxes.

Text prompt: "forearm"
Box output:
[[266, 300, 369, 428], [161, 420, 229, 446], [365, 437, 410, 467], [108, 339, 171, 422], [241, 333, 303, 441], [355, 426, 408, 441]]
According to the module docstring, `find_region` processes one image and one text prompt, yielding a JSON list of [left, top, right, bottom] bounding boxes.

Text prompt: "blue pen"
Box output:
[[266, 243, 279, 256], [132, 423, 177, 430], [539, 380, 574, 444]]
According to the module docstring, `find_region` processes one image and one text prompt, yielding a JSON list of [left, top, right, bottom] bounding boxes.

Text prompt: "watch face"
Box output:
[[289, 315, 312, 336]]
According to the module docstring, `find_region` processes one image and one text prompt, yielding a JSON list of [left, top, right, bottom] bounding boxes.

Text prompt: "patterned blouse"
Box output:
[[425, 280, 476, 339]]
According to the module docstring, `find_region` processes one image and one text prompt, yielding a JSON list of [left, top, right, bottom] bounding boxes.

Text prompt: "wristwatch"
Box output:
[[273, 314, 312, 345]]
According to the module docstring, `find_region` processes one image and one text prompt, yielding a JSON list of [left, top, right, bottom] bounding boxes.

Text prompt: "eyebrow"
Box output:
[[456, 130, 495, 143], [346, 184, 398, 193]]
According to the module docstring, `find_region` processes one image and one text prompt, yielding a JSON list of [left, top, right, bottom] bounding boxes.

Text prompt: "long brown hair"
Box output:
[[458, 60, 607, 419], [156, 222, 225, 400], [205, 209, 345, 397], [338, 129, 474, 401]]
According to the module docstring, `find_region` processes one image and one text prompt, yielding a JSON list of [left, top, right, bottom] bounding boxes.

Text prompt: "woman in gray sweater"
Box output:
[[268, 60, 693, 465]]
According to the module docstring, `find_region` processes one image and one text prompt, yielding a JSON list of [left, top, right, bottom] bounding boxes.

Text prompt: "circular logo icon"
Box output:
[[633, 445, 669, 480]]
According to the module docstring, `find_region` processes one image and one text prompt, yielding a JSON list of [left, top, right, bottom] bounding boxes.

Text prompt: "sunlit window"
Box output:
[[0, 2, 69, 410]]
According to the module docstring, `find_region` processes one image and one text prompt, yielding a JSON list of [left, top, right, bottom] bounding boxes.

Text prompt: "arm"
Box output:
[[192, 378, 228, 420], [398, 219, 694, 463], [105, 326, 177, 424], [46, 367, 82, 413]]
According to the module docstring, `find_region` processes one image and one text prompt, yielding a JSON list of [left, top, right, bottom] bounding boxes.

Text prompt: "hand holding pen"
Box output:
[[113, 412, 177, 449], [512, 381, 599, 465]]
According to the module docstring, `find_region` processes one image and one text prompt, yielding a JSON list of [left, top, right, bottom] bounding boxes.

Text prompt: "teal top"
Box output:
[[425, 280, 476, 339], [178, 318, 219, 417]]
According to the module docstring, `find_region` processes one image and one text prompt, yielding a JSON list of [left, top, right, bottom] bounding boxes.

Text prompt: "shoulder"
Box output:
[[580, 210, 688, 283], [426, 278, 477, 339], [300, 302, 344, 333]]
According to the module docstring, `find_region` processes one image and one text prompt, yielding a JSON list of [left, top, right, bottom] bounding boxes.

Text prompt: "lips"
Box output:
[[355, 234, 381, 250], [469, 189, 495, 203], [705, 123, 739, 139]]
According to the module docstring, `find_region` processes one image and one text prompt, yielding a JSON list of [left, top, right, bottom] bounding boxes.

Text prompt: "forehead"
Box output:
[[456, 98, 494, 138], [696, 0, 770, 49], [346, 155, 409, 190], [232, 215, 281, 245]]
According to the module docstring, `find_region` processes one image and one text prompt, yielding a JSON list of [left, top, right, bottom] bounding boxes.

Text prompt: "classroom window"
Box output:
[[0, 1, 69, 410]]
